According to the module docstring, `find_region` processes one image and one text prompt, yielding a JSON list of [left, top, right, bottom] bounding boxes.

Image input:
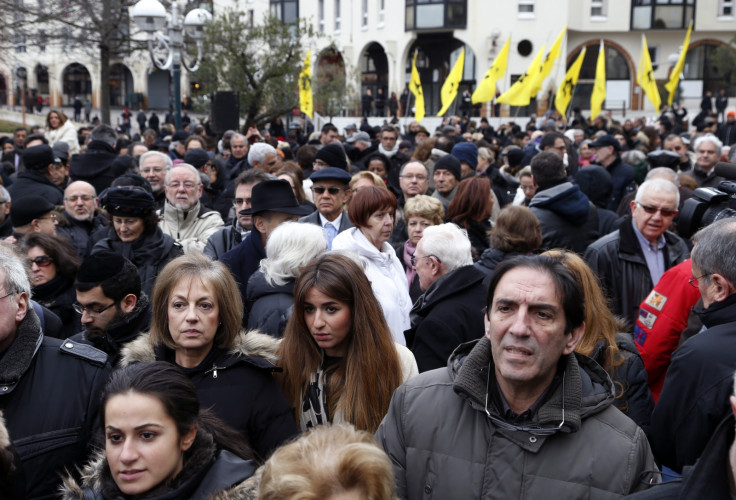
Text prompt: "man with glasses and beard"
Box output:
[[377, 255, 657, 499], [71, 252, 151, 365]]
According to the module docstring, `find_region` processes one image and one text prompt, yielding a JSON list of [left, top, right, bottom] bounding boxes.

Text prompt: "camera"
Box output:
[[677, 181, 736, 239]]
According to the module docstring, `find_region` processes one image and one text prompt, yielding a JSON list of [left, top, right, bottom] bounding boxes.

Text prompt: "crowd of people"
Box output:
[[0, 98, 735, 499]]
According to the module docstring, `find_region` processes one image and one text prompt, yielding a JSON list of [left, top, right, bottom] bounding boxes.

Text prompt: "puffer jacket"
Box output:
[[246, 271, 294, 338], [584, 216, 690, 330], [159, 200, 224, 253], [332, 227, 411, 346], [120, 330, 298, 460], [590, 333, 654, 435], [59, 429, 258, 499], [376, 337, 658, 499], [530, 182, 600, 254]]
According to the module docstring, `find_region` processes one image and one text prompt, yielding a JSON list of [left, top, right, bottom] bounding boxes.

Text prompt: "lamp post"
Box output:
[[132, 0, 211, 130]]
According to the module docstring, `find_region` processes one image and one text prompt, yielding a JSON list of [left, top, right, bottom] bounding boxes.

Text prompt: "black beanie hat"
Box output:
[[315, 143, 348, 170], [10, 195, 55, 227], [75, 252, 127, 283], [99, 186, 155, 217], [433, 154, 462, 181]]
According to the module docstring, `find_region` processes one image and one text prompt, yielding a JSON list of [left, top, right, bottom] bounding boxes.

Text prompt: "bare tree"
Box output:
[[1, 0, 148, 125]]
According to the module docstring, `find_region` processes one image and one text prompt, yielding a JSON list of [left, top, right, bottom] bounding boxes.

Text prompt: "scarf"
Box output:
[[378, 142, 399, 159], [403, 240, 417, 288]]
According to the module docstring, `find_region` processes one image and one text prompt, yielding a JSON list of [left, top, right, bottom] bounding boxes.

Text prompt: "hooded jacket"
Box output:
[[69, 141, 127, 194], [159, 200, 224, 254], [530, 181, 600, 254], [59, 428, 258, 500], [120, 330, 298, 460], [405, 265, 486, 372], [584, 217, 690, 330], [376, 337, 658, 499], [332, 227, 411, 346]]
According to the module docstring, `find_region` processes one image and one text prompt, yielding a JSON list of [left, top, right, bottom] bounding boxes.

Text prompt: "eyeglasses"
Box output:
[[0, 290, 16, 302], [73, 302, 116, 317], [233, 198, 251, 206], [399, 174, 428, 181], [167, 182, 198, 190], [65, 195, 95, 202], [636, 202, 678, 218], [689, 273, 712, 288], [28, 255, 53, 267], [410, 254, 441, 266], [312, 186, 343, 195]]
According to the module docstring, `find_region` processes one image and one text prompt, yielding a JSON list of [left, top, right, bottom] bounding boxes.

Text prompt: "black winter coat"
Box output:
[[6, 170, 63, 205], [406, 265, 486, 372], [69, 141, 126, 194], [203, 219, 244, 260], [56, 211, 109, 259], [121, 331, 298, 461], [91, 227, 183, 298], [31, 275, 80, 339], [530, 182, 600, 254], [0, 309, 109, 499], [584, 216, 690, 330], [219, 229, 266, 321], [649, 293, 736, 473], [246, 271, 294, 338], [590, 333, 654, 435]]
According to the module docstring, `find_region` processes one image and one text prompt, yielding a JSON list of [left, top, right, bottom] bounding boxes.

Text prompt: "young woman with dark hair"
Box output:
[[445, 176, 493, 260], [61, 361, 259, 499], [277, 253, 417, 434]]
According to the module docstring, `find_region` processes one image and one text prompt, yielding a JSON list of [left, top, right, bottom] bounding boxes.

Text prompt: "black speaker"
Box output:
[[211, 91, 240, 134]]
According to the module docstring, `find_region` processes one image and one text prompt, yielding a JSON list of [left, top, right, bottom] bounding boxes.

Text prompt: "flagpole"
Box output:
[[404, 49, 417, 131]]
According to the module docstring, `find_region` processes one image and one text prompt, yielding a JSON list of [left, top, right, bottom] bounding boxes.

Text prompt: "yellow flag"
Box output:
[[437, 48, 465, 116], [472, 37, 510, 104], [555, 47, 586, 121], [637, 35, 661, 113], [590, 40, 606, 119], [665, 23, 692, 107], [530, 26, 567, 97], [409, 52, 425, 122], [299, 50, 313, 119], [497, 44, 546, 107]]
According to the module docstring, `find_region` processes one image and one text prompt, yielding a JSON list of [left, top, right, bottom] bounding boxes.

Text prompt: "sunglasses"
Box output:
[[29, 255, 53, 267], [312, 186, 343, 195], [637, 202, 678, 218]]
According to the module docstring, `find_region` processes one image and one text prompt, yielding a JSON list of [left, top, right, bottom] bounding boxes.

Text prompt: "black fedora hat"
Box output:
[[240, 179, 312, 216]]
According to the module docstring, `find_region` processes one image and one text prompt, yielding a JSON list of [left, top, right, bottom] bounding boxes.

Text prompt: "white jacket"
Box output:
[[159, 200, 224, 253], [46, 119, 80, 155], [332, 227, 411, 345]]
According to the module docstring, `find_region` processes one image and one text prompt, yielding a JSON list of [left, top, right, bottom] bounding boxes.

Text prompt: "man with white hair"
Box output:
[[406, 223, 486, 372], [585, 178, 690, 329], [56, 181, 109, 259], [159, 163, 224, 253], [248, 142, 280, 172], [138, 151, 172, 210], [690, 134, 724, 188]]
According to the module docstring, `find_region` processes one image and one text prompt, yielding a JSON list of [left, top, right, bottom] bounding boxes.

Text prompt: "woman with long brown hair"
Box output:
[[542, 249, 654, 432], [277, 253, 417, 433], [445, 176, 493, 260]]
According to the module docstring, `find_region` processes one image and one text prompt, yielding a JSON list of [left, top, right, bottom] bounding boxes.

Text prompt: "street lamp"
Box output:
[[132, 0, 211, 130]]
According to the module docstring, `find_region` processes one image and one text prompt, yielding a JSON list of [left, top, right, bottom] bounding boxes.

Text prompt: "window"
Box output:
[[39, 30, 46, 52], [362, 0, 368, 27], [378, 0, 385, 25], [518, 0, 534, 15], [405, 0, 467, 30], [719, 0, 734, 17], [247, 9, 254, 28], [269, 0, 298, 24], [14, 34, 26, 53], [318, 0, 324, 32], [631, 0, 695, 30], [334, 0, 341, 31], [591, 0, 606, 17]]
